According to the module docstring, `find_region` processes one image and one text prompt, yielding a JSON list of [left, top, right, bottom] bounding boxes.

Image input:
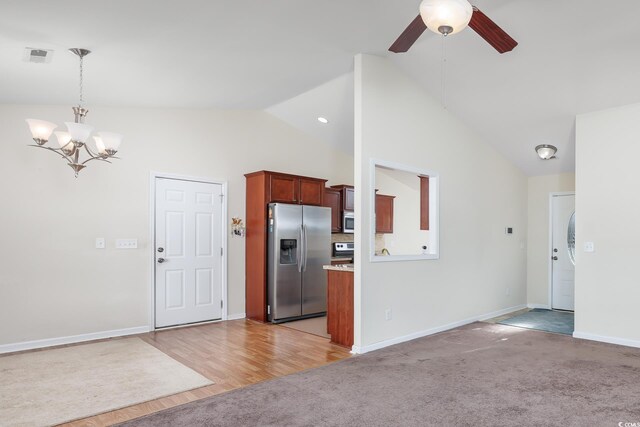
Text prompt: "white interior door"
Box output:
[[155, 178, 223, 328], [551, 194, 576, 311]]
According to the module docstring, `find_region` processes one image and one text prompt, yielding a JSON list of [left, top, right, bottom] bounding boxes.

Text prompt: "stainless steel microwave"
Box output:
[[343, 211, 354, 233]]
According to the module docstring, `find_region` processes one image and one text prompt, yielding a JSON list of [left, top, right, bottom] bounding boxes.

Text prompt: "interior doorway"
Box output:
[[152, 174, 226, 328], [550, 193, 576, 311]]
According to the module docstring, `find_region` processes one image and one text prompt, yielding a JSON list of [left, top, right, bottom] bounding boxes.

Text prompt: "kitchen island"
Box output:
[[323, 265, 354, 348]]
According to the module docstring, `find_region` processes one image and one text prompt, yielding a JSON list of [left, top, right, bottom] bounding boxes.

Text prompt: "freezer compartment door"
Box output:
[[301, 206, 331, 315], [268, 203, 303, 321]]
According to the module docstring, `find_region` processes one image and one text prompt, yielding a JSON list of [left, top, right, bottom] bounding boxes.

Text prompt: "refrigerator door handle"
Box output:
[[303, 224, 308, 272], [297, 224, 303, 273]]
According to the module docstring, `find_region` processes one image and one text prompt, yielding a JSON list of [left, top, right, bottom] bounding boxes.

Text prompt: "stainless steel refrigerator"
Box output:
[[267, 203, 331, 323]]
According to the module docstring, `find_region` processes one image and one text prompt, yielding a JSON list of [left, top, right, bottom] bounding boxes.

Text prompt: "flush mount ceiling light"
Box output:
[[25, 48, 122, 177], [419, 0, 473, 36], [535, 144, 557, 160], [317, 117, 329, 124]]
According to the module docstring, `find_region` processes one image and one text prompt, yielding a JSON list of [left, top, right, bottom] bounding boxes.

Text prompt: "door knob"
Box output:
[[157, 247, 164, 253], [552, 256, 558, 261], [157, 257, 166, 263]]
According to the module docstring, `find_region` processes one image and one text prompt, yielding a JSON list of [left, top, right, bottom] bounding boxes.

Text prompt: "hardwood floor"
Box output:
[[61, 319, 351, 426]]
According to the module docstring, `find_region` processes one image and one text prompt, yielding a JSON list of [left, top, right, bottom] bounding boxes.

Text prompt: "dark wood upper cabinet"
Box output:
[[376, 194, 395, 234], [420, 176, 429, 230], [265, 172, 326, 206], [323, 188, 342, 233], [269, 173, 299, 203], [299, 178, 325, 206], [330, 185, 355, 211]]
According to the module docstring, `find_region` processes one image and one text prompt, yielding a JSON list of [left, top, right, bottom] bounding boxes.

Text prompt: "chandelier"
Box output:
[[25, 48, 122, 177]]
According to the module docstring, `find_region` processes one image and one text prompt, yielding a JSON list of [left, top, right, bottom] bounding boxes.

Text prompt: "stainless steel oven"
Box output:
[[342, 211, 354, 233]]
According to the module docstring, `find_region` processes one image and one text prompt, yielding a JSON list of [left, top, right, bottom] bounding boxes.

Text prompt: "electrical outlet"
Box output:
[[116, 239, 138, 249], [95, 238, 105, 249], [584, 242, 595, 252], [385, 309, 392, 321]]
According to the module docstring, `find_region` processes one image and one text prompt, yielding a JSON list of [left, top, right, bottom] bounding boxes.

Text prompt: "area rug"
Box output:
[[498, 308, 574, 335], [0, 337, 212, 427], [279, 316, 331, 339], [119, 323, 640, 426]]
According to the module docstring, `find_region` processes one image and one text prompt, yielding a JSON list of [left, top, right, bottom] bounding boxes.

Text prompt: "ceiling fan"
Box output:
[[389, 0, 518, 54]]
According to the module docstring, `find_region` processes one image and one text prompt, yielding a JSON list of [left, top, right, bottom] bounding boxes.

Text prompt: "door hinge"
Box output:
[[221, 300, 223, 308], [219, 193, 224, 204], [220, 247, 223, 256]]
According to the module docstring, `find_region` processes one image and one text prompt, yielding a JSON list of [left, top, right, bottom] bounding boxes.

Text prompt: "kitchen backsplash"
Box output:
[[331, 233, 353, 244]]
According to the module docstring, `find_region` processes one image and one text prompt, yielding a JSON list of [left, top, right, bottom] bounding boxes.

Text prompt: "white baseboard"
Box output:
[[573, 331, 640, 349], [352, 304, 527, 354], [227, 313, 246, 321], [0, 326, 151, 355], [527, 303, 550, 309]]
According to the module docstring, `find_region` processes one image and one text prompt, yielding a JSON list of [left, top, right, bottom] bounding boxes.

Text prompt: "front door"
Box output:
[[155, 177, 223, 328], [551, 194, 575, 311]]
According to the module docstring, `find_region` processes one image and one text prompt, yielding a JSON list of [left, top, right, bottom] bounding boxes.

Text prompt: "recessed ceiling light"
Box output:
[[317, 117, 329, 124]]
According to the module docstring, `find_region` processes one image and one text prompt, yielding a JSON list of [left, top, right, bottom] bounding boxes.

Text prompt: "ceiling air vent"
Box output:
[[23, 47, 53, 64]]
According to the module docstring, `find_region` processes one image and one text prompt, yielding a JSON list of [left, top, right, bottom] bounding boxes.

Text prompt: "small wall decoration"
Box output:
[[231, 217, 245, 237]]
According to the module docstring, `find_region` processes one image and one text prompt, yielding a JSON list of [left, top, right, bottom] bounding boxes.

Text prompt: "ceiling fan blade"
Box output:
[[389, 14, 427, 53], [468, 7, 518, 54]]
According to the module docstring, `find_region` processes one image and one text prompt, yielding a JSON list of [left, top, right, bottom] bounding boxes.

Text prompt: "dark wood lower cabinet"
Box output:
[[327, 270, 354, 348]]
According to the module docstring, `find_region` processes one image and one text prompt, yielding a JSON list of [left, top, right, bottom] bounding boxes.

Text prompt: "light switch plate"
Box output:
[[116, 239, 138, 249], [584, 242, 595, 252], [95, 238, 105, 249]]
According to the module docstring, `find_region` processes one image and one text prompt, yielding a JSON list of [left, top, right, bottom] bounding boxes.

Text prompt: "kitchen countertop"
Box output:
[[323, 264, 354, 272]]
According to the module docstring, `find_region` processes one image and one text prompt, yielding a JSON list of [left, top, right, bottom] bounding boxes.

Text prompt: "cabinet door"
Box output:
[[299, 178, 324, 206], [343, 187, 355, 211], [323, 188, 342, 233], [375, 194, 395, 234], [420, 176, 429, 230], [269, 174, 299, 203]]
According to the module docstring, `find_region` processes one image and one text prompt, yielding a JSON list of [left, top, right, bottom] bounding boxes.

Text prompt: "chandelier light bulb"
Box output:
[[419, 0, 473, 35], [65, 122, 94, 144], [96, 132, 123, 154], [93, 136, 106, 155], [25, 119, 57, 144], [54, 131, 75, 154]]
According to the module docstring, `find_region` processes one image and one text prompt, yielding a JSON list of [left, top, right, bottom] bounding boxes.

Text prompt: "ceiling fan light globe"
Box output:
[[419, 0, 473, 35]]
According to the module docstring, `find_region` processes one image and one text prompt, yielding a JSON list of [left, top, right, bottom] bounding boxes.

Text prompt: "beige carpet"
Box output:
[[0, 337, 212, 427], [120, 323, 640, 427], [280, 316, 330, 339]]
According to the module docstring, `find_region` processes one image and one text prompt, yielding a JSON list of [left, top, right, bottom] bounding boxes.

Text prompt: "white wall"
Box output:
[[354, 55, 527, 351], [574, 102, 640, 346], [0, 105, 353, 347], [526, 173, 575, 307]]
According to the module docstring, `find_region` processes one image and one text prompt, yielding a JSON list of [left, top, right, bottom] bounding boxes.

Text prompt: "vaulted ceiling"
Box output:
[[2, 0, 640, 175]]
